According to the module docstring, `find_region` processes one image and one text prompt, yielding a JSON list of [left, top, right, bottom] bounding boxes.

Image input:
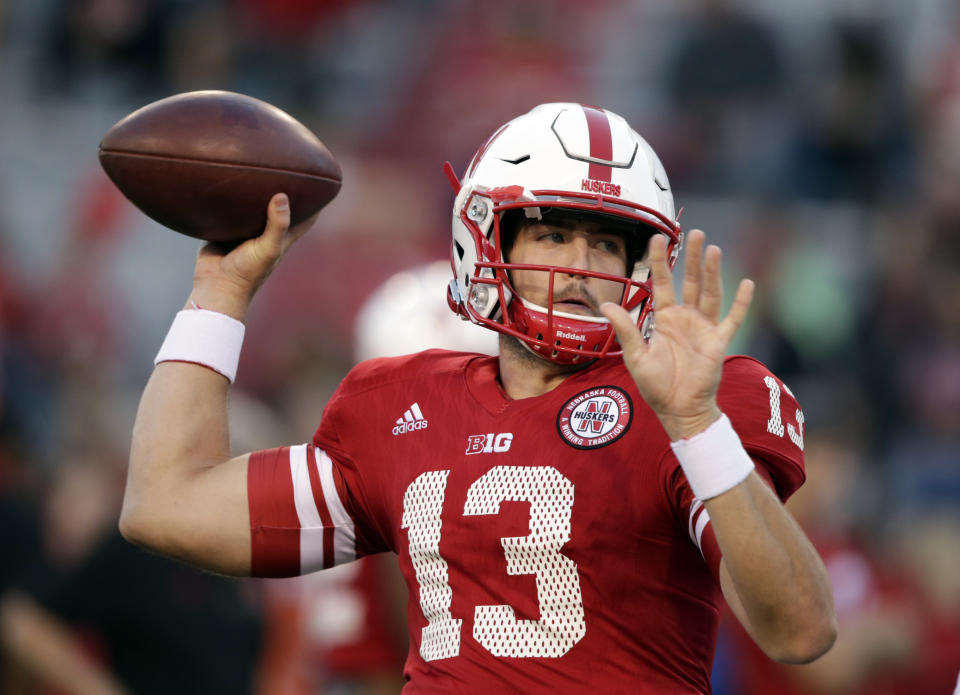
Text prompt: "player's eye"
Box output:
[[538, 231, 566, 243], [596, 238, 625, 254]]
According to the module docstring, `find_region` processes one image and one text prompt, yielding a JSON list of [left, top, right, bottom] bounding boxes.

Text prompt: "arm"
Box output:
[[714, 474, 836, 663], [0, 591, 129, 695], [120, 194, 317, 575], [602, 230, 837, 664]]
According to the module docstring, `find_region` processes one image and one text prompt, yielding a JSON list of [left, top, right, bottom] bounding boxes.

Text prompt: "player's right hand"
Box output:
[[187, 193, 318, 320]]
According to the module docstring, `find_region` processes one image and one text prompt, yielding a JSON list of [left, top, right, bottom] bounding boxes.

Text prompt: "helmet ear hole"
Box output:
[[454, 240, 465, 260]]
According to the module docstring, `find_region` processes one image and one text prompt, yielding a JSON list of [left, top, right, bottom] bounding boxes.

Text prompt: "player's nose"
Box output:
[[562, 236, 591, 276]]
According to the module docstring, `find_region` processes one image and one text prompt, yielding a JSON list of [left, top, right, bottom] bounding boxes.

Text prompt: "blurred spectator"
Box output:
[[885, 511, 960, 693], [40, 0, 172, 97], [662, 0, 787, 194], [31, 530, 264, 694], [0, 591, 129, 695], [0, 455, 127, 695], [379, 0, 595, 166], [259, 556, 406, 695], [785, 22, 915, 202], [1, 447, 267, 694], [0, 0, 8, 47], [164, 2, 235, 94]]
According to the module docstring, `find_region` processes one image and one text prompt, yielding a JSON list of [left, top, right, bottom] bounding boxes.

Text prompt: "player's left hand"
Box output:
[[601, 230, 753, 441]]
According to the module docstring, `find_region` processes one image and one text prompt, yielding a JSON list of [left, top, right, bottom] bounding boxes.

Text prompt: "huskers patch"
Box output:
[[557, 386, 633, 449]]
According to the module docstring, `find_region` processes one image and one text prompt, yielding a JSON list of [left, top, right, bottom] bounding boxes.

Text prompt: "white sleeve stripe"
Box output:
[[314, 448, 356, 565], [289, 444, 326, 571], [687, 498, 703, 544], [694, 509, 711, 554]]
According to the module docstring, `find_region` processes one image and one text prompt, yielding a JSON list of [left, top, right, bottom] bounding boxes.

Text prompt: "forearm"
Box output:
[[708, 472, 836, 662], [0, 592, 128, 695]]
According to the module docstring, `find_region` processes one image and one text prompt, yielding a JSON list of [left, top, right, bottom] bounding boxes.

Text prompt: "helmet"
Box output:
[[446, 103, 683, 364], [355, 260, 498, 361]]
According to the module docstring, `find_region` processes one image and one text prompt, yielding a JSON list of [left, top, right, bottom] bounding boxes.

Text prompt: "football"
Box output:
[[98, 90, 342, 242]]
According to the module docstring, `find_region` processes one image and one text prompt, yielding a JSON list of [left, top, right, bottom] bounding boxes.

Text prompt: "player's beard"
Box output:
[[497, 333, 596, 376]]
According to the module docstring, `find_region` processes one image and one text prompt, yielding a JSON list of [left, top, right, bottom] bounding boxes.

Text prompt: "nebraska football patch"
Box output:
[[557, 386, 633, 449]]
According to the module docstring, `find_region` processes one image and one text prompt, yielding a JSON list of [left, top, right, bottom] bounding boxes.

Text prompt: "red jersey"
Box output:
[[248, 351, 806, 694]]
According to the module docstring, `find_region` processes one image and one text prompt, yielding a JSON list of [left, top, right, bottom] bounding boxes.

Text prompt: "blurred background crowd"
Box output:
[[1, 0, 959, 693]]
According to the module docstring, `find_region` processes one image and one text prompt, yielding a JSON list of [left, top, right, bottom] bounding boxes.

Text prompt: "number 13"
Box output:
[[401, 465, 585, 661], [764, 376, 804, 450]]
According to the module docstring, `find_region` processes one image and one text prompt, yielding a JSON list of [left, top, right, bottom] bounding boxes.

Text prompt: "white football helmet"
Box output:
[[355, 260, 498, 360], [446, 103, 683, 364]]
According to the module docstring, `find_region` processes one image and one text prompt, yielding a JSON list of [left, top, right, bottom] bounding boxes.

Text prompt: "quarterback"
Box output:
[[122, 104, 836, 693]]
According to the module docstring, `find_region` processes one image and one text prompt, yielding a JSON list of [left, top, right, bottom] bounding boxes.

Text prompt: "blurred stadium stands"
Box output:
[[1, 0, 959, 693]]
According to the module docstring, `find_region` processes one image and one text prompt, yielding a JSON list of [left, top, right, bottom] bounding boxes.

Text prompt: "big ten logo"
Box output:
[[465, 433, 514, 455]]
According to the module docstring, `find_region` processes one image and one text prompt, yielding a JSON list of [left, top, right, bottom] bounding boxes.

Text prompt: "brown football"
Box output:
[[98, 90, 342, 242]]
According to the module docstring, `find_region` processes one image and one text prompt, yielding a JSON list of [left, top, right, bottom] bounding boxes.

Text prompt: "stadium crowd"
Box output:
[[1, 0, 959, 693]]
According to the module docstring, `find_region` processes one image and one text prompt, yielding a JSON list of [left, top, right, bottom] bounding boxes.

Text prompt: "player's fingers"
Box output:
[[260, 193, 290, 254], [601, 302, 646, 356], [648, 234, 676, 308], [716, 279, 754, 346], [681, 229, 704, 306], [698, 245, 722, 322]]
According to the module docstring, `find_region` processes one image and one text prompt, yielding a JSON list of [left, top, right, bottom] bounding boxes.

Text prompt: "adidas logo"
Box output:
[[392, 402, 429, 435]]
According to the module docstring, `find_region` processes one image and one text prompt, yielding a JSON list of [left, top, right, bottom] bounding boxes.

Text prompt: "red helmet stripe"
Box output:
[[467, 124, 509, 178], [582, 105, 613, 182]]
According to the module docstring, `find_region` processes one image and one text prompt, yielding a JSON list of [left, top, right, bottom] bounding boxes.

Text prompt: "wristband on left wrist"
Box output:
[[669, 413, 754, 500]]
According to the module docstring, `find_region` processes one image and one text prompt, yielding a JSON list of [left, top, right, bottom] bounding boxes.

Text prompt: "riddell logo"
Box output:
[[581, 179, 621, 197], [392, 402, 429, 435], [558, 330, 587, 342]]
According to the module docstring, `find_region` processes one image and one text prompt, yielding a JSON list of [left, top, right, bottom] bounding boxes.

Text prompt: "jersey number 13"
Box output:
[[401, 465, 585, 661]]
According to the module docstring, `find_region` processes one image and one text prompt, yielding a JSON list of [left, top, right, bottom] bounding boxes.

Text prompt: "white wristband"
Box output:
[[154, 309, 245, 383], [670, 413, 754, 500]]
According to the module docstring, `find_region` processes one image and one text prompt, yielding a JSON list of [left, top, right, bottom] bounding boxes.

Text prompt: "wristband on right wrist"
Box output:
[[154, 308, 245, 383], [669, 413, 754, 500]]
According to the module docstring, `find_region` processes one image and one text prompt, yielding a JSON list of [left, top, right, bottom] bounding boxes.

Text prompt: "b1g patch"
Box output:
[[557, 386, 633, 449]]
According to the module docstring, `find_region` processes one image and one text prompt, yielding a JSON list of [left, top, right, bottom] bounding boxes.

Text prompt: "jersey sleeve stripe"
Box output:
[[248, 446, 301, 577], [304, 445, 336, 569], [686, 497, 711, 556], [314, 448, 356, 566], [687, 498, 703, 544], [694, 510, 711, 555], [289, 444, 330, 572]]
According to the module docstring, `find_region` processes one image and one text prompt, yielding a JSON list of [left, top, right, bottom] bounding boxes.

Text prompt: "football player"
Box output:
[[122, 104, 836, 693]]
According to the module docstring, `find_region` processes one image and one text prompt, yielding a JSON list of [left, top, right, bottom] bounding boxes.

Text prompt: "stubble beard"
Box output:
[[497, 333, 594, 376]]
